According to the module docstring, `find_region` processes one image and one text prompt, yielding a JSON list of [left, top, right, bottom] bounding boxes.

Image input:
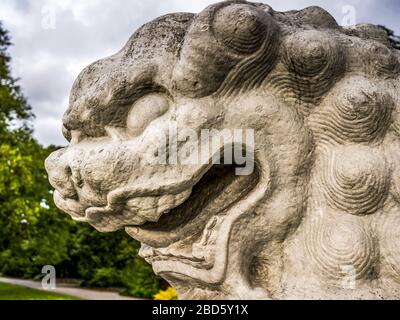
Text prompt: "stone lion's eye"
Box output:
[[126, 93, 169, 136]]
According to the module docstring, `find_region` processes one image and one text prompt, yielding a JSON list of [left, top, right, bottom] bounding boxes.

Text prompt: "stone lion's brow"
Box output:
[[110, 82, 168, 105]]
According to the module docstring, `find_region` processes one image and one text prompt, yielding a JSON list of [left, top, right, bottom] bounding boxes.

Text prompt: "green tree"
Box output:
[[66, 224, 163, 298], [0, 22, 32, 136], [0, 21, 162, 298], [0, 21, 72, 275]]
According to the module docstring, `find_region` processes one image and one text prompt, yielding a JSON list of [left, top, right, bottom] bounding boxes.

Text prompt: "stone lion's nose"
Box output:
[[45, 148, 77, 199]]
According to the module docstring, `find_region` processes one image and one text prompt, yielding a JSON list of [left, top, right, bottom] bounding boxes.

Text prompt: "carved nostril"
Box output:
[[45, 150, 78, 199], [62, 125, 71, 142], [65, 165, 72, 177], [50, 174, 77, 199], [52, 165, 78, 199], [70, 167, 84, 188]]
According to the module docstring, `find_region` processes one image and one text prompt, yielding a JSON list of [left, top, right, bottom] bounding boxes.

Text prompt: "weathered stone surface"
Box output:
[[45, 1, 400, 299]]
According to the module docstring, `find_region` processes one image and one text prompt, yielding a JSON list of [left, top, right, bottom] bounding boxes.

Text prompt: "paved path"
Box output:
[[0, 276, 138, 300]]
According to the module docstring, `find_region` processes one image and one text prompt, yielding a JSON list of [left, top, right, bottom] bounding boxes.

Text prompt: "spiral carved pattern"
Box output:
[[305, 215, 378, 282], [173, 1, 281, 98], [366, 42, 400, 77], [383, 143, 400, 205], [309, 77, 393, 145], [393, 113, 400, 138], [213, 4, 268, 55], [391, 172, 400, 205], [269, 30, 344, 113], [215, 4, 280, 97], [381, 213, 400, 279], [317, 145, 389, 216]]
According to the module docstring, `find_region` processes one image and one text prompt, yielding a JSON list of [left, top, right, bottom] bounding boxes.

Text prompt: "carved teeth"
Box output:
[[124, 189, 192, 224], [148, 245, 204, 262]]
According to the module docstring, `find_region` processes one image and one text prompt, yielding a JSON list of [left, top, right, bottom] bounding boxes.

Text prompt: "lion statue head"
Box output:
[[45, 1, 400, 299]]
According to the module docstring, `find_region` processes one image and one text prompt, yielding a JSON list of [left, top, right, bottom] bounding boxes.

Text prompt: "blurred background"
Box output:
[[0, 0, 398, 300]]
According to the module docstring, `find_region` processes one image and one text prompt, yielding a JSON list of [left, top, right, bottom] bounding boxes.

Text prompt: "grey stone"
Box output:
[[45, 1, 400, 299]]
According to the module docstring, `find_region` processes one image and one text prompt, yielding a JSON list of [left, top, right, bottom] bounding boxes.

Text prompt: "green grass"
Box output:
[[0, 282, 78, 300]]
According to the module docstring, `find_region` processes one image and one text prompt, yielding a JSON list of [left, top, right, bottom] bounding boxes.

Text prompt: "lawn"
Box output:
[[0, 282, 78, 300]]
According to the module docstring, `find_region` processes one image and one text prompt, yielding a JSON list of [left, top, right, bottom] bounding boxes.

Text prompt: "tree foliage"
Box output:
[[0, 23, 32, 134], [0, 22, 162, 298], [378, 25, 400, 50]]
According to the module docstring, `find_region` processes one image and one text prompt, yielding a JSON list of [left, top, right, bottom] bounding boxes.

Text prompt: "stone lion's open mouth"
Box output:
[[125, 162, 259, 249]]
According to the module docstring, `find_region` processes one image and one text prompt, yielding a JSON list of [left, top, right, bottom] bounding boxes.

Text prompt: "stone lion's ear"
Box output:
[[172, 2, 279, 98]]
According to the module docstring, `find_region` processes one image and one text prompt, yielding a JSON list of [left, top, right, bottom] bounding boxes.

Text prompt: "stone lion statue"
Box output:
[[45, 0, 400, 299]]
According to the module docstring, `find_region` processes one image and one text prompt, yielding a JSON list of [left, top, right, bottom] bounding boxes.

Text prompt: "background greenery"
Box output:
[[0, 22, 398, 299], [0, 282, 77, 300], [0, 22, 163, 299]]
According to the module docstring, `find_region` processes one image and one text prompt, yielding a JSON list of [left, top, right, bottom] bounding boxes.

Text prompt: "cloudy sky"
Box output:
[[0, 0, 399, 146]]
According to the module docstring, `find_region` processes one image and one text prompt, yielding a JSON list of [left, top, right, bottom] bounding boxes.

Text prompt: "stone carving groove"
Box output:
[[304, 214, 379, 283], [317, 145, 390, 216], [45, 1, 400, 299]]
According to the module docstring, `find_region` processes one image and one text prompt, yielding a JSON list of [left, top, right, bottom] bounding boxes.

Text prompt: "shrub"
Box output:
[[121, 258, 162, 298], [0, 22, 163, 299], [87, 268, 123, 288]]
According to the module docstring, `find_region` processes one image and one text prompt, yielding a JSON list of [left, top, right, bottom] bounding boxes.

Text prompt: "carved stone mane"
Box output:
[[45, 1, 400, 299]]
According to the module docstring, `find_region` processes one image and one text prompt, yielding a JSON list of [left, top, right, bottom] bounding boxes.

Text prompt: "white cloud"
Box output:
[[0, 0, 398, 146]]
